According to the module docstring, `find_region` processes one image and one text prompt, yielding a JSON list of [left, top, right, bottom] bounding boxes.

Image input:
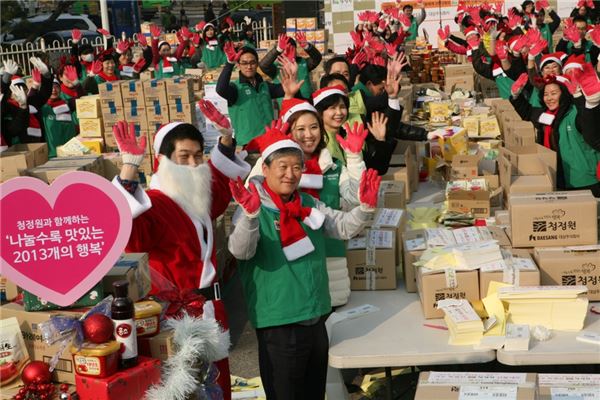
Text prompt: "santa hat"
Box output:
[[10, 75, 25, 86], [464, 26, 479, 38], [484, 15, 498, 25], [152, 122, 185, 171], [563, 54, 585, 73], [158, 41, 170, 49], [311, 85, 347, 107], [255, 123, 302, 161], [539, 52, 566, 69], [280, 98, 317, 123], [97, 49, 114, 62]]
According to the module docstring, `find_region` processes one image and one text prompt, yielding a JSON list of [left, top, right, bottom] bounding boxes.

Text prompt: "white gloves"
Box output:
[[29, 57, 49, 76], [3, 60, 19, 75], [10, 84, 27, 108]]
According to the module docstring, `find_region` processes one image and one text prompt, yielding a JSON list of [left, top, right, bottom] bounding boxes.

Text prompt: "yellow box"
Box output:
[[304, 17, 317, 30], [75, 95, 101, 119], [80, 138, 104, 155], [78, 118, 104, 138], [286, 18, 297, 29], [314, 30, 326, 41], [305, 31, 316, 42]]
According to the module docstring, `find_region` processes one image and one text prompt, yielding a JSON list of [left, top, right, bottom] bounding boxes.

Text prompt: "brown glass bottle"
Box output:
[[111, 280, 138, 369]]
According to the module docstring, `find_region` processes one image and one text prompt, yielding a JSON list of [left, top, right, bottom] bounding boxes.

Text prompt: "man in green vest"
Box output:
[[228, 126, 381, 399], [402, 2, 426, 41], [534, 5, 561, 52], [556, 16, 599, 65], [216, 44, 302, 149]]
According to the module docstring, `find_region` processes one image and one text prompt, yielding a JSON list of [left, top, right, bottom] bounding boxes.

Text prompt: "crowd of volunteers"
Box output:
[[1, 0, 600, 398]]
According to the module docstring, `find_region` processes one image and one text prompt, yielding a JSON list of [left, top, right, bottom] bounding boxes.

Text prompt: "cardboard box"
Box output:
[[97, 81, 123, 108], [403, 229, 426, 293], [168, 102, 196, 124], [534, 246, 600, 301], [446, 180, 502, 219], [537, 374, 600, 400], [499, 156, 554, 197], [1, 303, 84, 384], [78, 118, 104, 138], [146, 104, 170, 127], [451, 154, 480, 179], [23, 156, 104, 184], [142, 79, 168, 107], [75, 95, 101, 119], [416, 267, 480, 319], [509, 191, 598, 247], [378, 181, 406, 209], [75, 356, 161, 400], [372, 208, 407, 265], [1, 143, 49, 181], [123, 104, 148, 128], [102, 253, 151, 302], [500, 144, 557, 176], [445, 75, 474, 91], [120, 80, 145, 107], [137, 329, 175, 361], [100, 105, 125, 125], [383, 149, 418, 199], [504, 121, 536, 147], [166, 77, 195, 105], [443, 64, 474, 77], [415, 371, 537, 400], [479, 249, 540, 297], [346, 230, 397, 290], [79, 138, 104, 155]]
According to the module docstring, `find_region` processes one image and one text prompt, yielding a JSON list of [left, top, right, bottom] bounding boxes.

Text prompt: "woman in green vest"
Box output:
[[258, 33, 323, 101], [510, 73, 600, 196], [228, 127, 380, 399], [41, 80, 78, 158], [526, 52, 566, 107], [216, 45, 301, 148], [149, 24, 184, 79], [402, 3, 426, 41], [197, 21, 227, 69], [82, 50, 120, 95], [246, 98, 370, 306]]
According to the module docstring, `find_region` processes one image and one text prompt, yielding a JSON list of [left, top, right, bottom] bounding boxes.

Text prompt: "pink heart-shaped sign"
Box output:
[[0, 172, 132, 306]]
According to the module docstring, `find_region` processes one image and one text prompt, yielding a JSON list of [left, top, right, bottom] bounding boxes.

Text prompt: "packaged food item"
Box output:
[[134, 301, 162, 337], [0, 317, 29, 387], [71, 341, 120, 378]]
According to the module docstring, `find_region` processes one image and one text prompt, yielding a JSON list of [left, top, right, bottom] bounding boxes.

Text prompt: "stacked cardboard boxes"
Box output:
[[285, 17, 327, 54]]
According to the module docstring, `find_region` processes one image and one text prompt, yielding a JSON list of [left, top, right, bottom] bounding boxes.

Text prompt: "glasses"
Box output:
[[239, 61, 257, 67]]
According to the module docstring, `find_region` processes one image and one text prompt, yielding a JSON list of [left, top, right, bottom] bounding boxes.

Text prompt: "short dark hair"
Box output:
[[324, 56, 349, 75], [573, 15, 588, 24], [79, 44, 94, 56], [313, 93, 350, 114], [158, 123, 204, 158], [287, 110, 328, 154], [319, 73, 350, 89], [239, 46, 258, 60], [521, 0, 534, 9], [264, 148, 304, 166], [403, 5, 413, 11], [359, 64, 386, 86]]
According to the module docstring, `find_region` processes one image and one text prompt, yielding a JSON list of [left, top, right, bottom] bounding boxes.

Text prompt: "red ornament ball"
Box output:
[[83, 314, 114, 343], [21, 361, 51, 385]]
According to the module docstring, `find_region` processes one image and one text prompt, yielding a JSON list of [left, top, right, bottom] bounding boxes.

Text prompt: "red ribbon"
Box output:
[[155, 288, 206, 319]]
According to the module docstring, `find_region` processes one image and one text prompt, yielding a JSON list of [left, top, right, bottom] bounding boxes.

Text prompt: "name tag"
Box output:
[[56, 113, 72, 122], [162, 66, 174, 73], [538, 112, 555, 125]]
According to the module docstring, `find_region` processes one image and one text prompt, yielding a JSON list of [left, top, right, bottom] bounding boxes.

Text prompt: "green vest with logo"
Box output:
[[239, 192, 331, 328], [40, 104, 77, 158], [317, 158, 346, 258], [201, 44, 227, 69], [407, 16, 419, 41], [229, 80, 274, 146], [557, 106, 600, 188]]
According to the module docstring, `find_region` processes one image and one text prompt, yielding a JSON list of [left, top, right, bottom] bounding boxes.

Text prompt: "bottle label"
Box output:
[[113, 319, 138, 359]]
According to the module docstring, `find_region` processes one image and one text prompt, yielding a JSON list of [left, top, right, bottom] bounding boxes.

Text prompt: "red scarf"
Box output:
[[262, 181, 324, 261], [8, 98, 41, 138], [542, 108, 558, 149], [60, 83, 78, 99], [299, 154, 323, 199], [81, 60, 93, 72], [97, 71, 118, 82]]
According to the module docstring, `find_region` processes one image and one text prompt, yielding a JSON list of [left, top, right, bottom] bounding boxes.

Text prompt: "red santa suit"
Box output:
[[112, 137, 250, 400]]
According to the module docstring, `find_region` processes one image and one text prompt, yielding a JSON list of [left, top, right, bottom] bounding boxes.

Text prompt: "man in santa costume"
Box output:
[[111, 100, 250, 399]]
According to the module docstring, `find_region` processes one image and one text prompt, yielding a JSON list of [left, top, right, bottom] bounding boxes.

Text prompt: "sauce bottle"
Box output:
[[111, 280, 138, 369]]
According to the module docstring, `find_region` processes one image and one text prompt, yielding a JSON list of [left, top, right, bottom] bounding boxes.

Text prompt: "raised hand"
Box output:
[[338, 122, 368, 154], [181, 26, 193, 40], [133, 58, 146, 73], [438, 25, 450, 42], [295, 31, 308, 49], [31, 68, 41, 88], [511, 73, 529, 97], [385, 42, 397, 57], [283, 44, 296, 61], [223, 41, 242, 63], [378, 18, 388, 33], [29, 56, 49, 76], [507, 10, 523, 29], [564, 24, 581, 44], [350, 31, 364, 48], [198, 99, 232, 131], [351, 50, 368, 68], [3, 59, 19, 75], [535, 0, 549, 11], [137, 33, 148, 47], [150, 24, 161, 39], [91, 60, 102, 76], [398, 14, 412, 31], [72, 28, 82, 43], [97, 28, 110, 37], [113, 121, 146, 157], [192, 33, 202, 47], [224, 16, 235, 29], [359, 169, 382, 210], [513, 35, 530, 53], [116, 40, 130, 54], [277, 33, 290, 52], [64, 65, 79, 83], [278, 56, 304, 98], [10, 84, 27, 108], [366, 111, 388, 141], [229, 178, 261, 217], [525, 28, 541, 45], [528, 39, 547, 57], [578, 64, 600, 100], [266, 118, 289, 136]]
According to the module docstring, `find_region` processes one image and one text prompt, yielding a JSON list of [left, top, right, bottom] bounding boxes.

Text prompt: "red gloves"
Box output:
[[283, 44, 296, 61], [223, 41, 242, 63], [116, 40, 130, 54], [513, 35, 530, 53], [71, 28, 82, 43], [399, 14, 412, 31], [351, 50, 368, 69], [137, 33, 148, 47], [528, 39, 548, 57], [192, 33, 202, 47], [337, 122, 368, 154], [150, 24, 161, 39], [229, 178, 261, 217], [378, 19, 388, 33], [91, 60, 103, 75], [535, 0, 549, 11], [265, 118, 289, 136], [385, 42, 397, 57], [564, 24, 581, 44], [113, 121, 147, 165], [277, 34, 290, 52], [577, 0, 594, 8], [591, 26, 600, 47], [511, 73, 529, 96], [466, 35, 480, 50], [295, 31, 308, 49], [359, 169, 382, 210], [198, 99, 231, 130], [507, 10, 522, 30], [224, 16, 235, 29], [438, 25, 450, 42], [133, 58, 146, 73], [31, 68, 41, 87], [97, 28, 110, 37], [181, 26, 193, 40], [350, 31, 364, 48], [64, 65, 79, 82]]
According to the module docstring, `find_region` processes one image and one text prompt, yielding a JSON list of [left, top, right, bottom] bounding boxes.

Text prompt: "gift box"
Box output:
[[75, 356, 161, 400], [138, 329, 175, 361], [102, 253, 151, 302], [22, 280, 103, 311]]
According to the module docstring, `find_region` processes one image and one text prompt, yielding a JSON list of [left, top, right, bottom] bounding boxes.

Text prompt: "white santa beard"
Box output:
[[156, 157, 213, 220]]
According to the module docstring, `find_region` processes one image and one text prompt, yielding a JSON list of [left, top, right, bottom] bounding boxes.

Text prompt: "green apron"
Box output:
[[540, 24, 553, 53], [229, 80, 274, 146], [154, 58, 182, 79], [201, 44, 227, 69], [41, 104, 77, 158], [495, 75, 514, 99], [325, 129, 346, 165]]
